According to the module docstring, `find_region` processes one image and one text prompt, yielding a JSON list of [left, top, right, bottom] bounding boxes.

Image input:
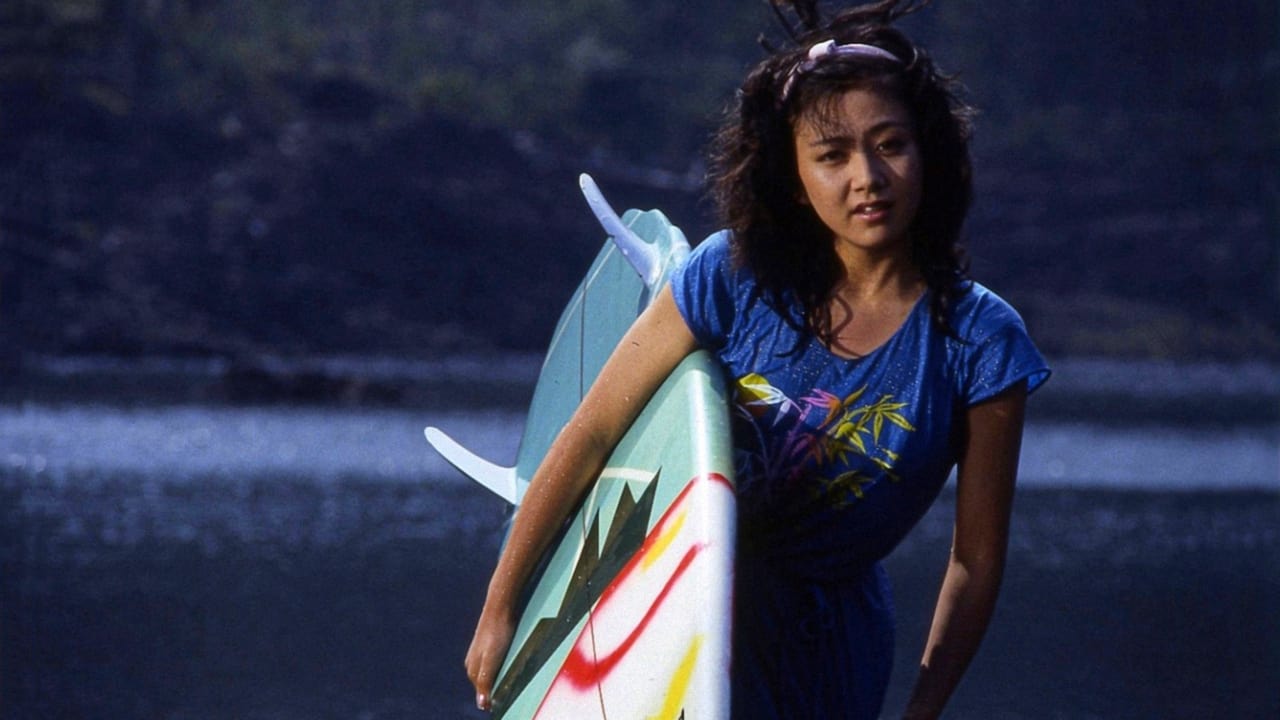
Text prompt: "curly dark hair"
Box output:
[[708, 0, 976, 343]]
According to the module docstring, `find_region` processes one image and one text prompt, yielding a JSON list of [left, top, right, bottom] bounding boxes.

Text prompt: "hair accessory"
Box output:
[[780, 39, 901, 102]]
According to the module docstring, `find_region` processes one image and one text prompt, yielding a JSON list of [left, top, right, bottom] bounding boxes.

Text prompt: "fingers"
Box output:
[[466, 609, 515, 713], [473, 661, 494, 711], [465, 641, 499, 712]]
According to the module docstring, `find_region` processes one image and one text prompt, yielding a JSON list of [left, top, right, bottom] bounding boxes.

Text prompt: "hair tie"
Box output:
[[780, 39, 901, 102]]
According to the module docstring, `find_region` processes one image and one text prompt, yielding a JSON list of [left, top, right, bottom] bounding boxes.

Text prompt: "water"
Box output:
[[3, 403, 1273, 495], [0, 405, 517, 488], [2, 356, 1277, 719], [1021, 421, 1277, 489]]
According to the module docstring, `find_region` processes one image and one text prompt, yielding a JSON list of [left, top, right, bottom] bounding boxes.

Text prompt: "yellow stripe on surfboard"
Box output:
[[649, 635, 702, 720]]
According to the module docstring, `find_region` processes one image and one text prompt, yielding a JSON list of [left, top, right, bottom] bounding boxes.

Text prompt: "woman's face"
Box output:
[[792, 87, 923, 261]]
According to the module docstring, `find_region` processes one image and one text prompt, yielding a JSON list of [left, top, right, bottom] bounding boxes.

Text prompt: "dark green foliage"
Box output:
[[0, 0, 1276, 360]]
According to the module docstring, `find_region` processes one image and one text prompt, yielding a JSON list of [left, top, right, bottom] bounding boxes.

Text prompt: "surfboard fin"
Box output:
[[424, 426, 520, 504], [579, 173, 662, 287]]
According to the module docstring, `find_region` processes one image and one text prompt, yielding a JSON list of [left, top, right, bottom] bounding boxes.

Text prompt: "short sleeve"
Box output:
[[670, 230, 738, 349], [953, 286, 1052, 406]]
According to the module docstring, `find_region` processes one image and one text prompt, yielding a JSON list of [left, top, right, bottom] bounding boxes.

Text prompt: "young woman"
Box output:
[[466, 1, 1050, 717]]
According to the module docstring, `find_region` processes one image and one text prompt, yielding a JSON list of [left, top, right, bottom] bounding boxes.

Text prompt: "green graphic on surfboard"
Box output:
[[427, 175, 737, 718]]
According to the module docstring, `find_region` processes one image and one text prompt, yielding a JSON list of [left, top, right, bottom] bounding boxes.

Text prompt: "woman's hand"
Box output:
[[465, 603, 516, 712]]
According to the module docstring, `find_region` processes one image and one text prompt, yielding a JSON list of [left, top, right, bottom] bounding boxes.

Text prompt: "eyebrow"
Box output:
[[806, 120, 912, 147]]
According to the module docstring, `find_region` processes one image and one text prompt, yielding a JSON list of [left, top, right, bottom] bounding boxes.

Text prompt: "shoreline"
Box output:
[[3, 354, 1279, 430]]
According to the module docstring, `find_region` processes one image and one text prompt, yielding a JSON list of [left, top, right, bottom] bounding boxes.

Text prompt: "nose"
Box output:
[[849, 151, 886, 194]]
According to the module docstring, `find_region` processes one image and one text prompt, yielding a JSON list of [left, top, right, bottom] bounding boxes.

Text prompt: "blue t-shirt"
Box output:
[[670, 231, 1050, 718]]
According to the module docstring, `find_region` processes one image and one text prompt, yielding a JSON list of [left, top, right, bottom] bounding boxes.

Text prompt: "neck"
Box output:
[[832, 243, 921, 302]]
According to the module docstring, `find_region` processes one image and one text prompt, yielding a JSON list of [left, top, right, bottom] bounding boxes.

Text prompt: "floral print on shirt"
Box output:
[[733, 372, 916, 509]]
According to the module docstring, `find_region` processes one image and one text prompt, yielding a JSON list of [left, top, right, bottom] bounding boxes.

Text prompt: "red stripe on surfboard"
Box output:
[[542, 472, 732, 696]]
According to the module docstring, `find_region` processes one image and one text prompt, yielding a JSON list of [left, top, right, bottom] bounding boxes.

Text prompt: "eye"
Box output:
[[876, 136, 909, 155], [816, 148, 847, 163]]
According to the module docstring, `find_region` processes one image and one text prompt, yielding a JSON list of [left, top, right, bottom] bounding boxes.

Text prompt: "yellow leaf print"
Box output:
[[823, 470, 876, 508], [821, 385, 867, 427], [736, 373, 794, 418]]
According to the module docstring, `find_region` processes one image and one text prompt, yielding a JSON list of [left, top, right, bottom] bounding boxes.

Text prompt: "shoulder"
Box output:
[[946, 281, 1029, 343], [676, 229, 754, 293], [944, 281, 1052, 400], [671, 230, 755, 349], [686, 229, 734, 266]]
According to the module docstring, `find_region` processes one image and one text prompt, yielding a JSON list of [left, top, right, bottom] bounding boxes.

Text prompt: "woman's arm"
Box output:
[[901, 381, 1028, 719], [464, 284, 699, 711]]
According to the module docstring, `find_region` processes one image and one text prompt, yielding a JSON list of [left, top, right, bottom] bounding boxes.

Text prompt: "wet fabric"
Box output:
[[671, 231, 1050, 719]]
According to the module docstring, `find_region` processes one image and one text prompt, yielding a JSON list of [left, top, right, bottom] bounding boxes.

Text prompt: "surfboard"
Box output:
[[426, 174, 736, 719]]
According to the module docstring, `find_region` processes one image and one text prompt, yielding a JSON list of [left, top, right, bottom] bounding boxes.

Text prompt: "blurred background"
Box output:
[[1, 1, 1277, 718]]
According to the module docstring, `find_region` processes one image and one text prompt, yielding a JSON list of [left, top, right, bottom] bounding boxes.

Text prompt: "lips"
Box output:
[[852, 200, 893, 221]]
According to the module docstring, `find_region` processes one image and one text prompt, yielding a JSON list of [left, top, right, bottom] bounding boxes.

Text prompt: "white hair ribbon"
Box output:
[[781, 39, 901, 102]]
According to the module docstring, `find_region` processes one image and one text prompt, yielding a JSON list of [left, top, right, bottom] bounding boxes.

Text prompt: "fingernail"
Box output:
[[476, 693, 488, 710]]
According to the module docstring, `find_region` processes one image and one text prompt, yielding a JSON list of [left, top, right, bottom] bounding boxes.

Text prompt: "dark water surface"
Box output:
[[3, 475, 505, 720], [3, 470, 1276, 719]]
